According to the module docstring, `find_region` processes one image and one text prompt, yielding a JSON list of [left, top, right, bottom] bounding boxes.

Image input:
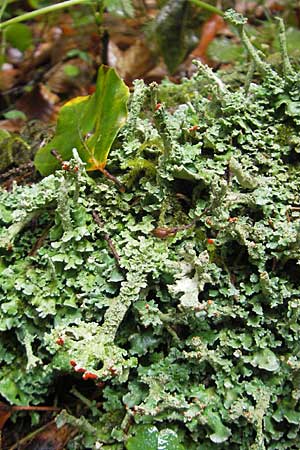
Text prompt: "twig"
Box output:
[[0, 162, 34, 181], [92, 211, 121, 265], [50, 148, 64, 164], [8, 420, 56, 450], [101, 168, 125, 193], [11, 405, 60, 412], [28, 222, 52, 256], [2, 171, 34, 190]]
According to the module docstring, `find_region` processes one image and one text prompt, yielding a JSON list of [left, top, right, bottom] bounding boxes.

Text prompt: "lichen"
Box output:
[[0, 15, 300, 450]]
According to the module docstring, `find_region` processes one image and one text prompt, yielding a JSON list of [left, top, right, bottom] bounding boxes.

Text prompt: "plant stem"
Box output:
[[0, 0, 94, 30], [0, 0, 8, 22], [189, 0, 224, 16]]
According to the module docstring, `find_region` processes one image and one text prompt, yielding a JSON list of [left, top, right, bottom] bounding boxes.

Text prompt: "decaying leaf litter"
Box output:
[[1, 1, 300, 449], [1, 0, 299, 136]]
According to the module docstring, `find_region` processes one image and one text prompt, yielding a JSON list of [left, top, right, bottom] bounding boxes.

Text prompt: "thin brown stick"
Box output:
[[50, 148, 64, 163], [28, 223, 52, 256], [8, 420, 55, 450], [92, 211, 121, 265], [101, 168, 125, 193], [11, 406, 60, 412], [0, 162, 34, 181], [2, 171, 35, 190]]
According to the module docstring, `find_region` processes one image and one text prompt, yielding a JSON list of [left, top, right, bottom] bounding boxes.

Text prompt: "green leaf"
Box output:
[[207, 38, 244, 63], [28, 0, 52, 7], [105, 0, 134, 18], [3, 109, 27, 120], [154, 0, 195, 73], [34, 65, 129, 176], [66, 49, 91, 62], [0, 129, 11, 141], [63, 64, 80, 77], [5, 24, 32, 52]]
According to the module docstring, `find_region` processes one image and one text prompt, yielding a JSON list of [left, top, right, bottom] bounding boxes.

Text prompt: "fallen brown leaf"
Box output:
[[16, 84, 59, 122], [0, 64, 20, 92], [108, 39, 156, 84], [191, 14, 226, 62], [8, 420, 75, 450], [43, 58, 95, 95], [0, 119, 25, 133], [0, 402, 12, 430], [20, 423, 74, 450]]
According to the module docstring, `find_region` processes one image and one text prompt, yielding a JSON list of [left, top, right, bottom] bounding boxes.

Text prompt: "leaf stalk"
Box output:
[[0, 0, 94, 30]]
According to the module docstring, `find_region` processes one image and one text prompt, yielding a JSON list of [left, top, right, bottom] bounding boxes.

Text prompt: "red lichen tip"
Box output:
[[56, 337, 64, 346], [188, 125, 200, 132], [62, 162, 70, 171], [83, 371, 98, 380], [74, 365, 86, 373], [70, 359, 77, 367], [207, 238, 215, 244], [108, 366, 118, 376]]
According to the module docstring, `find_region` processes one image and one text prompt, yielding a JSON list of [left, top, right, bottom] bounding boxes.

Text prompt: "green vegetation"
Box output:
[[1, 9, 300, 449], [35, 66, 130, 175]]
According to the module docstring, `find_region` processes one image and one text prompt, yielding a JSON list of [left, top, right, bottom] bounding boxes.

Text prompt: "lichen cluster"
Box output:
[[0, 11, 300, 449]]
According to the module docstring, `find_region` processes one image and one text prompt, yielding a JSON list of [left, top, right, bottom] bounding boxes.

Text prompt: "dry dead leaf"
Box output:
[[0, 64, 20, 92], [0, 118, 25, 133], [0, 402, 12, 430], [43, 58, 95, 95], [108, 39, 156, 84], [191, 14, 226, 62], [16, 84, 59, 122], [8, 420, 75, 450], [143, 61, 169, 84], [21, 423, 74, 450], [235, 1, 284, 15]]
